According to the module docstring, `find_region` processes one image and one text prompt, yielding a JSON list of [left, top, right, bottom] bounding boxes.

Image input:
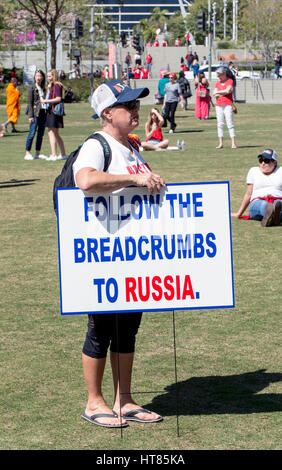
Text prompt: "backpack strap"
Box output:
[[85, 132, 112, 172]]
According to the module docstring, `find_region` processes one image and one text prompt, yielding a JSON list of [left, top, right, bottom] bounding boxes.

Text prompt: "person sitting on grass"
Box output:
[[141, 108, 169, 151], [231, 149, 282, 227]]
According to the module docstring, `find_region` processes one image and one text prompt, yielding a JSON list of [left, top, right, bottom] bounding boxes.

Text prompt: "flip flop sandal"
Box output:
[[81, 412, 128, 428], [123, 408, 163, 423]]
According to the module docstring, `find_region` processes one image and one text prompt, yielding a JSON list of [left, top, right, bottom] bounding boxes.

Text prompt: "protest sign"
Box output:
[[57, 183, 234, 315]]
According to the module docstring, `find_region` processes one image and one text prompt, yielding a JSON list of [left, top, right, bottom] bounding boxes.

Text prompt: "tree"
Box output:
[[185, 0, 209, 45], [166, 11, 187, 45], [240, 0, 282, 66], [138, 7, 169, 43], [15, 0, 67, 69]]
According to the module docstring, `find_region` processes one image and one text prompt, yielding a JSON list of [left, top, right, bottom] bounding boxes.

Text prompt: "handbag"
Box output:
[[51, 84, 65, 116], [53, 101, 65, 116], [183, 89, 192, 98], [198, 90, 206, 98], [154, 93, 163, 105]]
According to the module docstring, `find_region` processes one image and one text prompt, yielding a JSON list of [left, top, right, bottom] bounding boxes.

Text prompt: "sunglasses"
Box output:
[[110, 100, 140, 111], [259, 157, 274, 164]]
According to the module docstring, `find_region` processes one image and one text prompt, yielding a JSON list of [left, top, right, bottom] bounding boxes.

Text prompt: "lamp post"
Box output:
[[223, 0, 227, 39], [235, 0, 238, 44], [232, 0, 239, 43], [208, 0, 211, 82], [24, 16, 28, 70], [90, 6, 95, 96], [212, 2, 217, 40]]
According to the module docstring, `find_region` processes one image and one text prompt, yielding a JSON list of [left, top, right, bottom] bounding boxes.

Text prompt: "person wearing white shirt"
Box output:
[[231, 149, 282, 226], [75, 80, 165, 428]]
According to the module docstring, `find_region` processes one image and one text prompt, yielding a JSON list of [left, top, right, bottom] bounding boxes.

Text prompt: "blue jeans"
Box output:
[[249, 199, 282, 221], [274, 65, 281, 79], [25, 109, 46, 152]]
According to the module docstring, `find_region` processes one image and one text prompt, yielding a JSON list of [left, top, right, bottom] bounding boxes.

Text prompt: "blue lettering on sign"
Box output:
[[74, 238, 86, 263], [112, 237, 125, 261], [165, 193, 178, 218], [143, 194, 160, 218], [93, 277, 118, 303], [74, 233, 217, 263], [93, 278, 105, 303], [131, 195, 143, 220], [177, 234, 192, 259], [119, 195, 130, 221], [138, 236, 149, 260], [206, 232, 217, 257], [178, 193, 191, 217], [193, 233, 205, 258], [87, 238, 99, 262], [100, 237, 111, 262], [165, 192, 204, 218], [83, 194, 161, 222], [106, 278, 118, 303], [193, 193, 204, 217], [125, 237, 137, 260]]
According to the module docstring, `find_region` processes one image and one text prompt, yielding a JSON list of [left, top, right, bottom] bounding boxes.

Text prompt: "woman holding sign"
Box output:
[[73, 80, 165, 428]]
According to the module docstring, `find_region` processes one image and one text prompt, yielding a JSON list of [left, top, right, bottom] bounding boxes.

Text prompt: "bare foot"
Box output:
[[216, 145, 223, 149]]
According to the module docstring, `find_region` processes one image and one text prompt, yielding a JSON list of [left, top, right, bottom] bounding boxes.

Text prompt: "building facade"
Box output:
[[93, 1, 190, 32]]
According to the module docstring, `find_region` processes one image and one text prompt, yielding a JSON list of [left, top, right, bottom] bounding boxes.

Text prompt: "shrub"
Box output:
[[225, 53, 239, 61], [217, 40, 233, 49], [0, 76, 103, 105]]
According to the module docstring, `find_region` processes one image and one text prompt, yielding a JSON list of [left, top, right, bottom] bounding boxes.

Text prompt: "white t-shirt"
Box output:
[[246, 165, 282, 200], [36, 84, 46, 110], [73, 131, 151, 186]]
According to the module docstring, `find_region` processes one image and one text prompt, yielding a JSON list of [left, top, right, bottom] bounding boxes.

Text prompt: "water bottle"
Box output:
[[181, 140, 185, 151], [177, 139, 181, 150]]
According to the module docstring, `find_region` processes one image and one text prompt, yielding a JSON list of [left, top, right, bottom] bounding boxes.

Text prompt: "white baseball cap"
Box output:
[[91, 79, 149, 118]]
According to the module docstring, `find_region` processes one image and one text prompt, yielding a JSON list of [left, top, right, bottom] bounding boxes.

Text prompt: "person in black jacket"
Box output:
[[24, 70, 48, 160], [178, 70, 191, 110]]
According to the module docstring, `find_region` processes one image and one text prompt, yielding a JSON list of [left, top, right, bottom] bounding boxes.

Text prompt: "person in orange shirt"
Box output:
[[2, 77, 21, 133]]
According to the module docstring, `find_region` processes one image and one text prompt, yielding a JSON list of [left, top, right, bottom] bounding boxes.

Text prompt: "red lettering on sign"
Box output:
[[125, 275, 195, 302]]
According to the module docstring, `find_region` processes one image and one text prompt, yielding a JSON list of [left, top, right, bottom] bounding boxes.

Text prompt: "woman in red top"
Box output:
[[212, 67, 237, 149], [141, 108, 169, 151], [141, 65, 149, 79]]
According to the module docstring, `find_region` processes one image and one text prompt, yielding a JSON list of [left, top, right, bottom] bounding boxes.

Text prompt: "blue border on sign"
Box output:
[[56, 182, 235, 315]]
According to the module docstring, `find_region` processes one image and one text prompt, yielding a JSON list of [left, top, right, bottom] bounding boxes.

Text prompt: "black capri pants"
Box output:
[[82, 312, 143, 359]]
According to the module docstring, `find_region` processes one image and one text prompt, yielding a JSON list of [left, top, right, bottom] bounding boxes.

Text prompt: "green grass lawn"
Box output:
[[0, 101, 281, 450]]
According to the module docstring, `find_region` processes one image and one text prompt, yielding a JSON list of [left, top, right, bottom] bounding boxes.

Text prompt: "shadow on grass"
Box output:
[[236, 145, 263, 149], [143, 369, 282, 416], [0, 178, 40, 188], [2, 131, 28, 136]]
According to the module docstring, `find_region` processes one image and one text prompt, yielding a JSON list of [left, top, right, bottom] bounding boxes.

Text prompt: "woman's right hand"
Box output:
[[134, 172, 166, 195], [29, 117, 34, 124]]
